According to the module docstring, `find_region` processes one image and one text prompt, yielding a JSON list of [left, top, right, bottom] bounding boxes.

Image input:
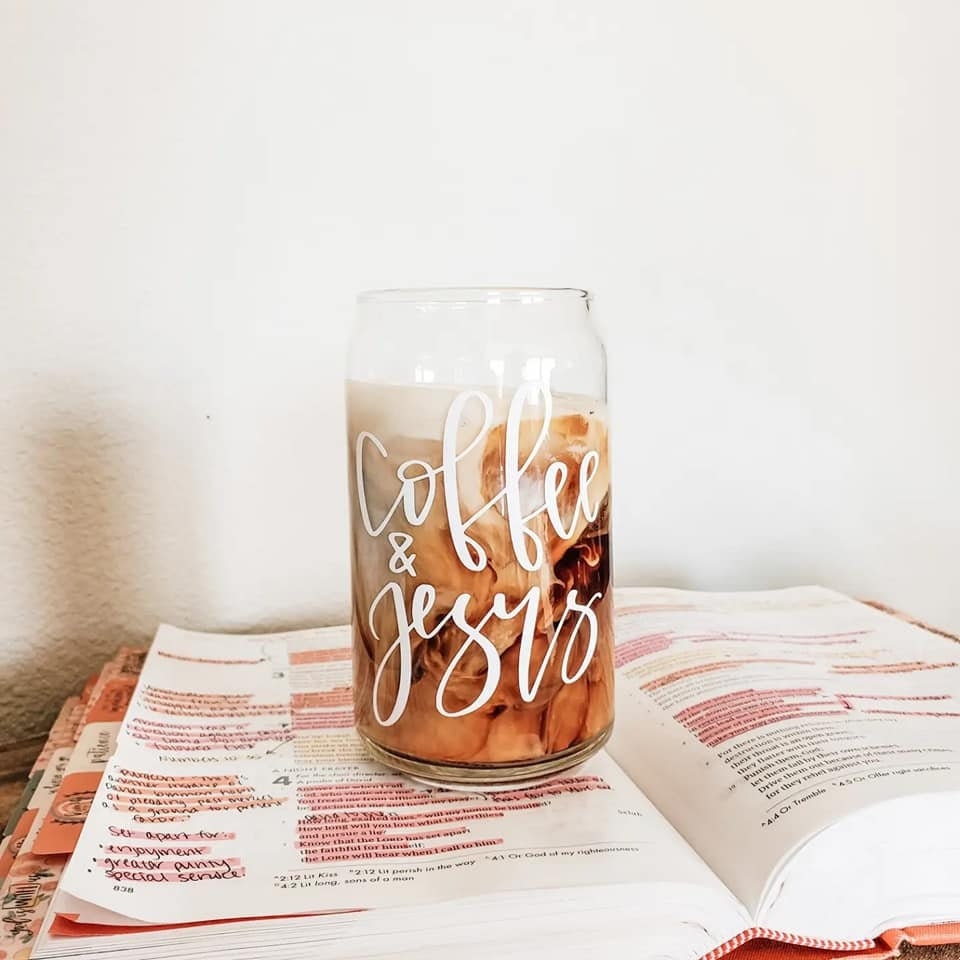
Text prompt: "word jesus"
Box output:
[[369, 582, 601, 725]]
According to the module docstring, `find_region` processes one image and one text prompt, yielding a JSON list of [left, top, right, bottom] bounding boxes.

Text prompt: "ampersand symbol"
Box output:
[[387, 532, 417, 576]]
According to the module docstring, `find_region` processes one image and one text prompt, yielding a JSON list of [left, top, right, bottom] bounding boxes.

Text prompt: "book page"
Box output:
[[608, 587, 960, 915], [58, 624, 744, 936]]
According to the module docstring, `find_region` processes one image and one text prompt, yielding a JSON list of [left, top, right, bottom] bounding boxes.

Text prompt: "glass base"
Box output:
[[358, 723, 613, 789]]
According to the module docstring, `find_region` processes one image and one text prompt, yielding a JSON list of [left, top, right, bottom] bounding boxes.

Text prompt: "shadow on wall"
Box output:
[[1, 384, 209, 744]]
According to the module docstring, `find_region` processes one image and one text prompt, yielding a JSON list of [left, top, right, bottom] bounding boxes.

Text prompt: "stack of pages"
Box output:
[[4, 587, 960, 960]]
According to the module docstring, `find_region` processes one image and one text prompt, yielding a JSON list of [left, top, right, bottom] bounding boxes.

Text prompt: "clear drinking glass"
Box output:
[[346, 288, 613, 785]]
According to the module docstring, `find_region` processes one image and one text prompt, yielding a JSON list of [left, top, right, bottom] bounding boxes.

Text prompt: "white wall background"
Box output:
[[2, 1, 958, 743]]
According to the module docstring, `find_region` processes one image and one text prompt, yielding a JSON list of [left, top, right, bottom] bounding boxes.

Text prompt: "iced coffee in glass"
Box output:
[[347, 288, 613, 785]]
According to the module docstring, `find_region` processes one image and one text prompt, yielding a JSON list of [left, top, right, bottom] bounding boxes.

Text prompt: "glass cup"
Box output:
[[346, 287, 613, 785]]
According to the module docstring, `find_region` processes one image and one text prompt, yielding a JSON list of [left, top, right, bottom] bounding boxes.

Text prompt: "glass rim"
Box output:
[[356, 286, 590, 305]]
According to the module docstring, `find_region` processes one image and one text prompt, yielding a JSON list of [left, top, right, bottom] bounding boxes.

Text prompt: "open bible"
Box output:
[[29, 587, 960, 960]]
